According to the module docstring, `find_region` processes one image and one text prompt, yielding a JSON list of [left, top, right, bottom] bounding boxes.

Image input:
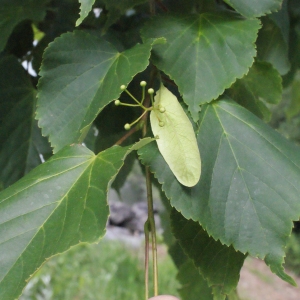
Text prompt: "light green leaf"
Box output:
[[257, 17, 290, 75], [138, 98, 300, 286], [37, 31, 153, 153], [0, 138, 153, 299], [177, 260, 214, 300], [0, 0, 48, 52], [141, 12, 260, 120], [0, 56, 51, 188], [171, 209, 246, 299], [228, 61, 282, 121], [223, 0, 283, 18], [150, 85, 200, 187], [76, 0, 95, 26]]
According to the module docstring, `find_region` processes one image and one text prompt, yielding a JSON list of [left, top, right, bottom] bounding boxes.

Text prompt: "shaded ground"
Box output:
[[238, 258, 300, 300]]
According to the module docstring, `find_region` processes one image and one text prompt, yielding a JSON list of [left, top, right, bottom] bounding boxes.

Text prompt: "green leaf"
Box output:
[[0, 138, 153, 300], [256, 17, 290, 75], [37, 31, 153, 153], [177, 260, 214, 300], [76, 0, 95, 26], [285, 72, 300, 120], [0, 56, 51, 188], [223, 0, 283, 18], [138, 98, 300, 286], [171, 209, 246, 298], [102, 0, 148, 29], [228, 61, 282, 121], [150, 85, 201, 187], [141, 12, 260, 120], [0, 0, 48, 52]]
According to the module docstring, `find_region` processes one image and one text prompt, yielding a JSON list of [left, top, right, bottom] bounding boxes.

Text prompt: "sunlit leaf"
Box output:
[[37, 31, 153, 153], [150, 85, 200, 187], [141, 12, 260, 120], [0, 138, 153, 300], [139, 98, 300, 286], [76, 0, 95, 26]]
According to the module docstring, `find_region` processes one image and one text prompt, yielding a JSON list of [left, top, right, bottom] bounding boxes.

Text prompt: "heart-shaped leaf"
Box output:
[[37, 30, 153, 152], [171, 209, 246, 298], [0, 138, 152, 299], [223, 0, 283, 18], [141, 12, 260, 120], [150, 85, 201, 187], [138, 98, 300, 286]]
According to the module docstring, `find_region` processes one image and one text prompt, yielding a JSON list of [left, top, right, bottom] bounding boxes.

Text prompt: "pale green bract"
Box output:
[[150, 85, 201, 187]]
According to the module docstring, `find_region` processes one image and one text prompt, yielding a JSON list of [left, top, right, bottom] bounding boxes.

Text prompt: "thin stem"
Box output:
[[124, 89, 142, 106], [144, 221, 150, 300], [145, 166, 158, 296], [114, 126, 138, 145], [118, 102, 141, 107]]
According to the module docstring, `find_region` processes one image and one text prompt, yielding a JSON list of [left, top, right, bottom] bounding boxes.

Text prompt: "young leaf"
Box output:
[[0, 0, 48, 52], [141, 12, 260, 120], [139, 98, 300, 286], [0, 138, 153, 300], [171, 209, 246, 298], [76, 0, 95, 26], [150, 85, 201, 187], [37, 31, 154, 153], [223, 0, 283, 18]]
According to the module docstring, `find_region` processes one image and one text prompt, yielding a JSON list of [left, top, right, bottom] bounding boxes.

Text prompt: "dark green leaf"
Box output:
[[138, 98, 300, 286], [177, 260, 214, 300], [37, 31, 153, 152], [141, 13, 260, 120], [223, 0, 283, 18], [0, 0, 48, 52], [0, 138, 152, 300], [171, 209, 246, 298], [102, 0, 148, 29], [76, 0, 95, 26], [228, 61, 282, 121], [0, 56, 51, 188], [257, 17, 290, 75], [285, 73, 300, 120]]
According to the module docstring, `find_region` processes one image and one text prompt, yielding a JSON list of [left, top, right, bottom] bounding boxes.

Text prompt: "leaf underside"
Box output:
[[171, 209, 246, 298], [150, 85, 201, 187], [138, 98, 300, 286]]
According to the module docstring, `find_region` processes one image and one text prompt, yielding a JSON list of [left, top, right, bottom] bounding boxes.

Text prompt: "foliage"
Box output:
[[1, 0, 300, 299], [20, 240, 180, 300]]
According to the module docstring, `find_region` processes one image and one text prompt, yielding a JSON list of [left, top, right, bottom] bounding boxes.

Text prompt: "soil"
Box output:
[[237, 257, 300, 300]]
